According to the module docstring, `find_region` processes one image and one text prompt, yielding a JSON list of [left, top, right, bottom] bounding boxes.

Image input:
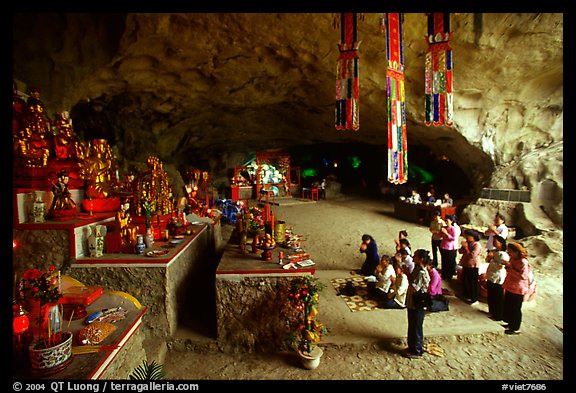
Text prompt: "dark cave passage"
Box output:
[[287, 142, 474, 201]]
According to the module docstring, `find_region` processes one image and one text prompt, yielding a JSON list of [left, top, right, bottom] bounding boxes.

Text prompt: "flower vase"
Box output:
[[298, 346, 323, 370], [239, 231, 248, 254], [135, 234, 145, 255], [251, 233, 260, 253], [88, 225, 105, 257], [32, 190, 46, 223], [145, 228, 154, 248], [28, 330, 73, 376]]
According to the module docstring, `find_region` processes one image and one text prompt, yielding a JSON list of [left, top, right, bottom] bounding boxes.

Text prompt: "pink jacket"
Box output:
[[502, 257, 531, 295], [440, 225, 461, 250], [459, 241, 483, 268]]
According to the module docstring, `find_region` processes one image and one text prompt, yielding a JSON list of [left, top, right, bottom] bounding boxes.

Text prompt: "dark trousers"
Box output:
[[382, 297, 405, 309], [462, 267, 479, 302], [407, 307, 425, 355], [431, 239, 442, 267], [503, 291, 524, 331], [486, 281, 505, 320], [440, 248, 457, 279]]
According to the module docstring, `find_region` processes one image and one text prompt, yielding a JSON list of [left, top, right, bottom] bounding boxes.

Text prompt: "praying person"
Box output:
[[359, 234, 379, 276]]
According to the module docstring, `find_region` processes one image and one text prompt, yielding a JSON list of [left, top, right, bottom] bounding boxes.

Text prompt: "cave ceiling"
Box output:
[[12, 12, 564, 188]]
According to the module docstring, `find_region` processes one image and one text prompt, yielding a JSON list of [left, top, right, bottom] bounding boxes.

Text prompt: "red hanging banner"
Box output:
[[335, 13, 360, 131], [383, 13, 408, 185], [425, 13, 454, 126]]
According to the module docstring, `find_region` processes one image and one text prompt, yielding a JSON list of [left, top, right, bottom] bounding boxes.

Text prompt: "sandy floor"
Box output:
[[163, 195, 564, 384]]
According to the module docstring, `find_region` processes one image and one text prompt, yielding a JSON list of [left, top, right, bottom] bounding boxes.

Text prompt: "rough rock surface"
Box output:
[[12, 13, 563, 214]]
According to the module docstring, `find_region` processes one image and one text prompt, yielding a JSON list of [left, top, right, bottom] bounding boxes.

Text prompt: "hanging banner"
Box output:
[[384, 13, 408, 184], [335, 13, 360, 131], [425, 13, 453, 126]]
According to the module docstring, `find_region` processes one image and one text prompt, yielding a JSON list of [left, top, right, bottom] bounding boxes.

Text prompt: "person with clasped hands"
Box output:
[[485, 235, 509, 322], [458, 229, 483, 305], [485, 213, 509, 251], [403, 249, 431, 359], [501, 242, 531, 335], [439, 214, 461, 280], [359, 234, 380, 276]]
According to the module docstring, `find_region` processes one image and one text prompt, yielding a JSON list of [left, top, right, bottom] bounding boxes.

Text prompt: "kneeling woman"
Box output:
[[381, 260, 408, 309]]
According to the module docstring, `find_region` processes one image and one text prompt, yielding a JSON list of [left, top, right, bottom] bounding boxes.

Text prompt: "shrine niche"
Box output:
[[255, 151, 292, 198], [13, 84, 84, 191]]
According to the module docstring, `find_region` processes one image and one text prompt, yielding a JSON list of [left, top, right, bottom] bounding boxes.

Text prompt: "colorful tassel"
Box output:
[[384, 13, 408, 184], [335, 13, 360, 131], [425, 13, 454, 126]]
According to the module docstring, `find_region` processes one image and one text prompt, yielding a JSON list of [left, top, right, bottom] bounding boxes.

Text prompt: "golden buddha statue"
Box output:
[[53, 111, 79, 160], [13, 87, 52, 167]]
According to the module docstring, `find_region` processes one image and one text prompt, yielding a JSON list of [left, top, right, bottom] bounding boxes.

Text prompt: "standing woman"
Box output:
[[458, 229, 483, 304], [439, 214, 461, 280], [429, 210, 446, 267], [359, 234, 380, 276], [502, 242, 531, 334], [485, 235, 509, 321], [403, 249, 431, 359]]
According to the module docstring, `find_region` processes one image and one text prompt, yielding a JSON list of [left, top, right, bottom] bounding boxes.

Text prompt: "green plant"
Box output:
[[129, 360, 165, 380], [286, 275, 328, 354]]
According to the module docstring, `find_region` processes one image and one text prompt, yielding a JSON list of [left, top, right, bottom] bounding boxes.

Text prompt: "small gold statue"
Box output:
[[116, 200, 138, 250]]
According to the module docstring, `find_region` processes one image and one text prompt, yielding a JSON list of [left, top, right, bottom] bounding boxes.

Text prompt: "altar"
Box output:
[[13, 288, 147, 380], [215, 240, 315, 353]]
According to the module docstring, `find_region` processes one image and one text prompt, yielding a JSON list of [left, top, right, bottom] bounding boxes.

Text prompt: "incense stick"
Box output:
[[68, 309, 75, 328]]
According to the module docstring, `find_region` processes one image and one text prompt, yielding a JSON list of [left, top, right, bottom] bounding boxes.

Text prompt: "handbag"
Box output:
[[412, 290, 431, 309]]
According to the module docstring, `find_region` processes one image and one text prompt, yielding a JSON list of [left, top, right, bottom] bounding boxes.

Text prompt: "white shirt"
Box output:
[[391, 273, 409, 307], [400, 255, 414, 274], [486, 224, 509, 250], [485, 251, 509, 285], [376, 264, 396, 293]]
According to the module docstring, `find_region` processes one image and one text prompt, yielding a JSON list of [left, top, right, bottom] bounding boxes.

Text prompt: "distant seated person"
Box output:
[[366, 254, 396, 301], [407, 189, 422, 204], [426, 261, 449, 312], [425, 191, 436, 205], [441, 193, 454, 208]]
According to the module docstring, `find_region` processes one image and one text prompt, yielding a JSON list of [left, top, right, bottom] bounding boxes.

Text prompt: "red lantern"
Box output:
[[13, 305, 29, 334]]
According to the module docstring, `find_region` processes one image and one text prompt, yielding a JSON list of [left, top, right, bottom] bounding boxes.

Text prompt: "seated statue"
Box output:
[[47, 170, 78, 220], [13, 87, 52, 168], [53, 111, 79, 160], [116, 200, 138, 250]]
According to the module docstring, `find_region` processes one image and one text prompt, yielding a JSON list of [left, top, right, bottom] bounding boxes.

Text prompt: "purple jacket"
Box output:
[[428, 267, 443, 296]]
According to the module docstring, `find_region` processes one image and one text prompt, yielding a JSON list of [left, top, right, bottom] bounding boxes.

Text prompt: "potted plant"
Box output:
[[286, 275, 328, 369], [17, 266, 72, 375]]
